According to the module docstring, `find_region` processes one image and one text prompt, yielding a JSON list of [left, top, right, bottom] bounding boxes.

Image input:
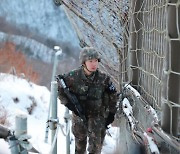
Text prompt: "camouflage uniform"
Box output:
[[58, 47, 117, 154]]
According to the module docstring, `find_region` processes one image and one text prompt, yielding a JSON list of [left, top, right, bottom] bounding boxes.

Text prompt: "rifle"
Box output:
[[56, 75, 87, 124]]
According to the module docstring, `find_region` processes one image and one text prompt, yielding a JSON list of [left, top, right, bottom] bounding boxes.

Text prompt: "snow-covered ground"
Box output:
[[0, 73, 119, 154]]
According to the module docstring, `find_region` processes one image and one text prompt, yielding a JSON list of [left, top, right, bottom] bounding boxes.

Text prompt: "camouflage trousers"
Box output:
[[72, 115, 106, 154]]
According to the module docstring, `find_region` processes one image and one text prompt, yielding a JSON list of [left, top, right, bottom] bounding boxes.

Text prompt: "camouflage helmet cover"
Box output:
[[79, 47, 101, 64]]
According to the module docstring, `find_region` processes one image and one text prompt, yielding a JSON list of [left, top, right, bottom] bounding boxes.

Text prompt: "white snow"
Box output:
[[143, 132, 159, 154], [0, 73, 118, 154], [149, 106, 159, 123], [124, 84, 140, 98], [122, 98, 135, 130], [145, 105, 159, 123]]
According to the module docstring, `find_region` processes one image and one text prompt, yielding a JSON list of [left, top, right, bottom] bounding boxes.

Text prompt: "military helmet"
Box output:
[[79, 47, 101, 64]]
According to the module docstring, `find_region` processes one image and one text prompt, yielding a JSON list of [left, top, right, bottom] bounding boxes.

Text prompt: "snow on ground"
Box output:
[[0, 73, 119, 154]]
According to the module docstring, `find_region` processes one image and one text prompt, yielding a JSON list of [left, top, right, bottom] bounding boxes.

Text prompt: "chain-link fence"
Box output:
[[127, 0, 180, 138], [55, 0, 180, 153]]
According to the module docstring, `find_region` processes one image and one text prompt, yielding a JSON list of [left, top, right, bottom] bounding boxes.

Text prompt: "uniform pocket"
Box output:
[[73, 85, 88, 95], [72, 116, 87, 139]]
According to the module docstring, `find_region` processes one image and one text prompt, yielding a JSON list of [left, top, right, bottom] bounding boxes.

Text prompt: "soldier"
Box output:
[[57, 47, 118, 154]]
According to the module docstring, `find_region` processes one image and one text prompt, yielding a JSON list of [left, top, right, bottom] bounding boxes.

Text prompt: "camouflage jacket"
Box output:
[[58, 67, 117, 118]]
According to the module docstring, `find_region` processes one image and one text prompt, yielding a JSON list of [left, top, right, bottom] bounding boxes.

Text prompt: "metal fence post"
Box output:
[[0, 124, 19, 154], [64, 108, 70, 154], [8, 135, 19, 154], [51, 46, 62, 81], [15, 114, 28, 154], [50, 81, 58, 154]]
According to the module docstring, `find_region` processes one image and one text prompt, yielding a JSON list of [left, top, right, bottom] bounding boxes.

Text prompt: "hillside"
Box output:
[[0, 1, 81, 88], [0, 0, 79, 47]]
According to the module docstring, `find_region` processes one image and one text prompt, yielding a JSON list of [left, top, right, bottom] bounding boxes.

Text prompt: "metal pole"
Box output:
[[15, 114, 28, 154], [44, 98, 51, 143], [51, 46, 62, 81], [45, 46, 62, 143], [50, 81, 58, 154], [64, 108, 70, 154], [161, 1, 179, 136], [8, 136, 20, 154], [0, 124, 20, 154], [0, 124, 19, 154]]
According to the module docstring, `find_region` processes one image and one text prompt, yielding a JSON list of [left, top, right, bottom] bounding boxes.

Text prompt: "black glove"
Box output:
[[105, 112, 115, 128], [65, 103, 79, 116]]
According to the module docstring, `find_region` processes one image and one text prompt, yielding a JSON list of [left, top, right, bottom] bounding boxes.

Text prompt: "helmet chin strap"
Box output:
[[83, 64, 93, 74]]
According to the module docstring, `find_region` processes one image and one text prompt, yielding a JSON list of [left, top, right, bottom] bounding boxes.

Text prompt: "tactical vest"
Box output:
[[64, 68, 109, 117]]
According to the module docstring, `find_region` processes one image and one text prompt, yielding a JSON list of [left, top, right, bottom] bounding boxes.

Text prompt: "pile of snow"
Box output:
[[0, 73, 52, 153], [124, 84, 140, 98], [0, 73, 119, 154]]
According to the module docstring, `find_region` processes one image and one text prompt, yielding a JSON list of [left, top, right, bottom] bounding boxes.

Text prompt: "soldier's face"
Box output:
[[85, 58, 99, 72]]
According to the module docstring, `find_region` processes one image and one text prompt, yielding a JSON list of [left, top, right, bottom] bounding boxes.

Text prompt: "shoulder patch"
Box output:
[[68, 68, 80, 77], [69, 71, 74, 76]]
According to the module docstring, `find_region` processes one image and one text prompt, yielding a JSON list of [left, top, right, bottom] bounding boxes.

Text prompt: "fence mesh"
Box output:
[[58, 0, 180, 151], [128, 0, 180, 138]]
